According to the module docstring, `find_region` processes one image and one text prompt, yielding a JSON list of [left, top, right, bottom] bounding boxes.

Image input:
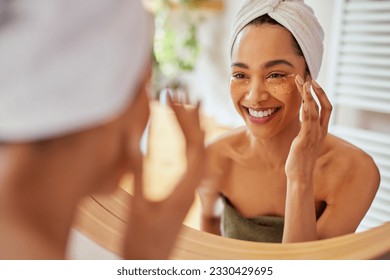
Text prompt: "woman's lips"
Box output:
[[244, 106, 281, 124]]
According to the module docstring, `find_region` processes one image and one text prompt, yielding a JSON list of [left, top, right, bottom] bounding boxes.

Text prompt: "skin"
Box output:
[[0, 66, 206, 259], [198, 24, 380, 242]]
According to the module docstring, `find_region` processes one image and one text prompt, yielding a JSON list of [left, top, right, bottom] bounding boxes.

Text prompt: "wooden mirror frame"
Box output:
[[73, 188, 390, 260]]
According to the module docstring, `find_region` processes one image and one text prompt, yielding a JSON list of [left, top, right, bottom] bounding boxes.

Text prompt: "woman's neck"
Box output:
[[247, 117, 301, 168]]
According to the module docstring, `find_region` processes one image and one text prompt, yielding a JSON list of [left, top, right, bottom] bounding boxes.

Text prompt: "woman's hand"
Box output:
[[124, 92, 206, 259], [283, 76, 332, 242], [285, 76, 332, 183]]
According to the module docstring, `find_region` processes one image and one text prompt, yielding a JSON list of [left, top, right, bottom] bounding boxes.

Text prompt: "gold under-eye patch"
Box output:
[[231, 73, 297, 96]]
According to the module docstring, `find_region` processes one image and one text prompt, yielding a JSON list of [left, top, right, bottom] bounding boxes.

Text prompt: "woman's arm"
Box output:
[[123, 98, 206, 259], [198, 186, 223, 235], [197, 141, 229, 236], [316, 151, 380, 239], [284, 77, 380, 242], [283, 77, 332, 242]]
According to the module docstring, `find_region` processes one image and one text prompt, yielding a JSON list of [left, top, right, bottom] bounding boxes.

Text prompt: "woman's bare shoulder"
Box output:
[[322, 133, 380, 191], [206, 126, 248, 154], [315, 134, 380, 237], [326, 134, 377, 164]]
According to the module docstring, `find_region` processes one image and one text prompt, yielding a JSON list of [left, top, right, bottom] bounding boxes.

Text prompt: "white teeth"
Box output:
[[248, 108, 277, 118]]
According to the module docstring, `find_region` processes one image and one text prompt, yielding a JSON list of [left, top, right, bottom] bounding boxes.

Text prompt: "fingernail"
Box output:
[[296, 75, 304, 86], [312, 80, 321, 89]]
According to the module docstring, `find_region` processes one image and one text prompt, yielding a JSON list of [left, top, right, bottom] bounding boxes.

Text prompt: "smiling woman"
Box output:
[[230, 23, 304, 134], [197, 0, 380, 244], [71, 101, 390, 259]]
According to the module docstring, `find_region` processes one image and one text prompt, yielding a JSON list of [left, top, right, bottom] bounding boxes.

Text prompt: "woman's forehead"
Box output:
[[232, 24, 298, 64]]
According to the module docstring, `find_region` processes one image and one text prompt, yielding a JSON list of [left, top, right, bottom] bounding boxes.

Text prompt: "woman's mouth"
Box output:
[[245, 107, 281, 124]]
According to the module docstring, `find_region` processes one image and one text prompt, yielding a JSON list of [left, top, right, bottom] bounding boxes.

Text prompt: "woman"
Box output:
[[0, 0, 205, 259], [199, 0, 380, 243]]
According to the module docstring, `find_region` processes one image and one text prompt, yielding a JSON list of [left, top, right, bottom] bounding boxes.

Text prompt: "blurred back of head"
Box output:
[[0, 0, 153, 142]]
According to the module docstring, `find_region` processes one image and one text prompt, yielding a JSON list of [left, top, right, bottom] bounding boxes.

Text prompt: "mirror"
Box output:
[[71, 0, 390, 258], [142, 0, 390, 240]]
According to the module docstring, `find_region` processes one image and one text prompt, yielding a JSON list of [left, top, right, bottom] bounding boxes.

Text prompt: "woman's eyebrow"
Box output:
[[231, 62, 249, 69], [231, 59, 294, 69], [261, 59, 294, 69]]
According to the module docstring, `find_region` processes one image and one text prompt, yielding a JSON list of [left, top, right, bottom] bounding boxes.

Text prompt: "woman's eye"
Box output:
[[232, 73, 246, 79], [267, 73, 285, 79]]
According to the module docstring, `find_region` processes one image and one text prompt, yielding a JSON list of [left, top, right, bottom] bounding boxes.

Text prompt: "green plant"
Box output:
[[153, 0, 202, 78]]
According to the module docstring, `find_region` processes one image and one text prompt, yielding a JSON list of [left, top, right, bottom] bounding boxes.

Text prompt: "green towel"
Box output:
[[221, 197, 284, 243]]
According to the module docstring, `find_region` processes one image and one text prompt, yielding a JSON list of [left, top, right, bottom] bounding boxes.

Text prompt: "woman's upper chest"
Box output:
[[221, 159, 332, 217], [221, 163, 287, 217]]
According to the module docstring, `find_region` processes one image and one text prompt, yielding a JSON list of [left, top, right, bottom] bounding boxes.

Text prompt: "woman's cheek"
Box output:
[[230, 85, 245, 114], [282, 90, 302, 116]]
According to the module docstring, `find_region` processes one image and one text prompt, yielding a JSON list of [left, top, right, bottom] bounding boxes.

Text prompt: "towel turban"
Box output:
[[230, 0, 324, 79], [0, 0, 153, 142]]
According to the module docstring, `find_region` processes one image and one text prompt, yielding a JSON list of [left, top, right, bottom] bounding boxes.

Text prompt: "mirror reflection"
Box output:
[[143, 0, 390, 243]]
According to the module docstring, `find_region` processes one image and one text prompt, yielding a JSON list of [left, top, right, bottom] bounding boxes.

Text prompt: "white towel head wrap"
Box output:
[[230, 0, 324, 79], [0, 0, 153, 142]]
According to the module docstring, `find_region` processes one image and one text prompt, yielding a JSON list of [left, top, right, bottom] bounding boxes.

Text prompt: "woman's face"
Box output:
[[230, 24, 308, 139]]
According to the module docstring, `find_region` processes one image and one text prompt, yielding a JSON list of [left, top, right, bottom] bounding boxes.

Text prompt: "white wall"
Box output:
[[186, 0, 336, 127], [305, 0, 335, 89], [184, 0, 243, 127]]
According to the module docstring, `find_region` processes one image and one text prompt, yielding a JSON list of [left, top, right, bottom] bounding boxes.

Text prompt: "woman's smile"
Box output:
[[245, 106, 281, 124]]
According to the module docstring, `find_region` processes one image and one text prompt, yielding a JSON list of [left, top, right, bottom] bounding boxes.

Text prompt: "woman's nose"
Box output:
[[247, 79, 270, 105]]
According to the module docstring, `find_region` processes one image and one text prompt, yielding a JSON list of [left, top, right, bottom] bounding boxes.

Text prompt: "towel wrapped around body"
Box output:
[[221, 197, 284, 243]]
